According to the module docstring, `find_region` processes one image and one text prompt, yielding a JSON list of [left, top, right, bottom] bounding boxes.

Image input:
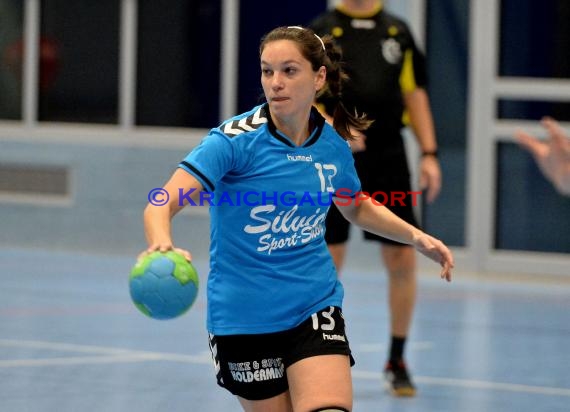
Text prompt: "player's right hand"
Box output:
[[139, 244, 193, 262]]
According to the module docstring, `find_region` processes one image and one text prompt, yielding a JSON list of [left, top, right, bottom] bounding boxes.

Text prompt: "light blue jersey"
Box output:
[[179, 104, 361, 335]]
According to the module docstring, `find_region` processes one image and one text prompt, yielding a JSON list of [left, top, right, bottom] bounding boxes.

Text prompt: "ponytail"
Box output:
[[260, 26, 373, 140]]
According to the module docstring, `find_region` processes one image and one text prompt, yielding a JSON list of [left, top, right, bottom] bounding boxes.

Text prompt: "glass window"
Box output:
[[0, 0, 24, 120], [39, 0, 119, 123], [136, 0, 221, 128], [423, 0, 470, 247], [495, 142, 570, 253], [498, 100, 570, 122], [498, 0, 570, 254], [500, 0, 570, 78]]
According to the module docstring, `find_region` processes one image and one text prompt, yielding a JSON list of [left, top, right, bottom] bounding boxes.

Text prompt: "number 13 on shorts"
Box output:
[[312, 306, 337, 331]]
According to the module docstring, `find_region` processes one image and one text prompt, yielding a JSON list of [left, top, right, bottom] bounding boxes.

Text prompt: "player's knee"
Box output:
[[311, 407, 350, 412], [383, 246, 415, 275]]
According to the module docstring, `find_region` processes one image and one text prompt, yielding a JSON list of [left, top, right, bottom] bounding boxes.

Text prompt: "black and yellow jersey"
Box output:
[[310, 4, 427, 144]]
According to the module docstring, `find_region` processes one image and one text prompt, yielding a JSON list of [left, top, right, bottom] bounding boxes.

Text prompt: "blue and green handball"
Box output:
[[129, 250, 199, 320]]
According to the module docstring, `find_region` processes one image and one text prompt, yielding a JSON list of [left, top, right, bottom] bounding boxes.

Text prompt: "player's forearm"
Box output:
[[143, 203, 175, 247], [403, 88, 438, 154], [143, 169, 205, 247], [336, 199, 422, 245]]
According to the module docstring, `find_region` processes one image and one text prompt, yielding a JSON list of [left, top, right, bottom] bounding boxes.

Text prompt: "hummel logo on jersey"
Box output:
[[223, 107, 268, 137], [286, 154, 313, 162]]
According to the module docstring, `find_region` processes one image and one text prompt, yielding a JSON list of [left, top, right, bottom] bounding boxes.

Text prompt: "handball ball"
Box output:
[[129, 251, 199, 320]]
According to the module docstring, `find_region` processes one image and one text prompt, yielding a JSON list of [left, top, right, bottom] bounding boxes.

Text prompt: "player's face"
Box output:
[[260, 40, 325, 121]]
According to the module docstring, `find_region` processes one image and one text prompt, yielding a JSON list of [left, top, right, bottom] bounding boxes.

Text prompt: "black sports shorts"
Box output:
[[208, 306, 354, 401]]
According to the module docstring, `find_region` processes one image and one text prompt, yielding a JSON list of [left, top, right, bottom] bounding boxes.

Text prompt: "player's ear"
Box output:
[[315, 65, 326, 91]]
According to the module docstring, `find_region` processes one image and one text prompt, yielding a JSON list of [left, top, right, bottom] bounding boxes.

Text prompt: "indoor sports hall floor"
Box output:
[[1, 247, 569, 412]]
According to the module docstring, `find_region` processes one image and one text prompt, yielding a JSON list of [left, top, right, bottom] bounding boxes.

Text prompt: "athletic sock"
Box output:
[[388, 335, 406, 363]]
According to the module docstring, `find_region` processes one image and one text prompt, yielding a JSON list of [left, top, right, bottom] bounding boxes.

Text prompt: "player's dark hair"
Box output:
[[259, 26, 372, 140]]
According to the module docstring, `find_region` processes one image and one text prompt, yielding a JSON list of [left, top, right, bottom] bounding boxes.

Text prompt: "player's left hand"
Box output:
[[419, 155, 442, 203], [412, 231, 454, 282]]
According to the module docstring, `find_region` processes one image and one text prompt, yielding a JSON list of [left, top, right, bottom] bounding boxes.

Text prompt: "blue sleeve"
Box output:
[[336, 140, 362, 197], [341, 156, 361, 197], [178, 130, 234, 192]]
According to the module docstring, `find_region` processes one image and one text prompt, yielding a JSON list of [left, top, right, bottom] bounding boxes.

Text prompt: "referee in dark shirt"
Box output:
[[310, 0, 442, 397]]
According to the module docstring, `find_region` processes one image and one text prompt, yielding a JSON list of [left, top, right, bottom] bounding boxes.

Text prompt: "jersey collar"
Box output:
[[264, 104, 325, 148]]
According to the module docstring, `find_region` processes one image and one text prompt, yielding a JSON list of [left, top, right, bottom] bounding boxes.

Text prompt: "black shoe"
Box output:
[[383, 360, 417, 397]]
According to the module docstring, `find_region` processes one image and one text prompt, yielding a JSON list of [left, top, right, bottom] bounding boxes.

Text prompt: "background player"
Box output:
[[310, 0, 442, 397], [515, 116, 570, 196]]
